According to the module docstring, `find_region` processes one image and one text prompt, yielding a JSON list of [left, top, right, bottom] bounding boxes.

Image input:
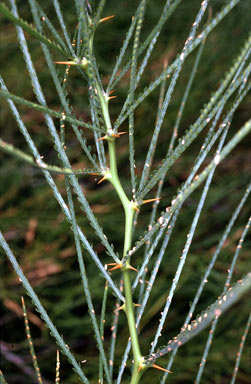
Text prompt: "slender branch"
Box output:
[[0, 2, 69, 57], [0, 138, 101, 175], [0, 232, 90, 384], [145, 273, 251, 363], [0, 89, 103, 133]]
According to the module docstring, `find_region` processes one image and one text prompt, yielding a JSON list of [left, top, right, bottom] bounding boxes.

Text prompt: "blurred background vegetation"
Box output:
[[0, 0, 250, 383]]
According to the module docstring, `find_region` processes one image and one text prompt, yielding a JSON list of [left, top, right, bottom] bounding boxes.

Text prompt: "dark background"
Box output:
[[0, 1, 250, 383]]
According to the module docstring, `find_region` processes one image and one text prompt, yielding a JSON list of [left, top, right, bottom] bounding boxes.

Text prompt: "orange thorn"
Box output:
[[128, 265, 138, 272], [89, 172, 101, 175], [134, 304, 142, 307], [142, 198, 160, 205], [97, 175, 107, 184], [108, 95, 117, 101], [137, 365, 144, 372], [99, 15, 115, 23], [107, 263, 123, 271], [97, 135, 107, 141], [109, 90, 115, 95], [110, 131, 127, 138], [99, 131, 128, 139], [114, 304, 124, 312], [109, 264, 123, 271], [54, 61, 75, 65], [133, 205, 140, 212], [152, 364, 172, 373]]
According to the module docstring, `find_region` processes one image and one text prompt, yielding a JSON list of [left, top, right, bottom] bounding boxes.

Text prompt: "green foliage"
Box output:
[[0, 0, 250, 383]]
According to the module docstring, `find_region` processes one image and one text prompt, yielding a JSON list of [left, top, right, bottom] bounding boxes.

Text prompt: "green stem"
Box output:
[[123, 268, 144, 381], [107, 137, 143, 381], [108, 140, 129, 213], [98, 88, 113, 131], [97, 75, 144, 381]]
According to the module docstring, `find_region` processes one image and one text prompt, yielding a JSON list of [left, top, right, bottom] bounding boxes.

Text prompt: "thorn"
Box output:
[[142, 198, 160, 205], [128, 265, 138, 272], [54, 61, 75, 65], [97, 175, 108, 184], [108, 95, 117, 101], [137, 365, 144, 372], [134, 304, 142, 307], [89, 172, 101, 175], [97, 132, 127, 141], [130, 201, 140, 212], [114, 304, 125, 312], [99, 15, 115, 23], [54, 57, 88, 69], [113, 265, 123, 271], [151, 364, 172, 373], [108, 263, 123, 271], [97, 135, 107, 141], [109, 90, 115, 95], [113, 131, 127, 137]]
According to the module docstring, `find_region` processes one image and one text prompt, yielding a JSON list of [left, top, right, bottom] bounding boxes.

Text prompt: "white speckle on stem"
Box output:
[[214, 154, 221, 165], [158, 216, 164, 225]]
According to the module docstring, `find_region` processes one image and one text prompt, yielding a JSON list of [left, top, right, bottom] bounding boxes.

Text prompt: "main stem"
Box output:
[[108, 139, 143, 375], [75, 20, 146, 382], [98, 88, 145, 382]]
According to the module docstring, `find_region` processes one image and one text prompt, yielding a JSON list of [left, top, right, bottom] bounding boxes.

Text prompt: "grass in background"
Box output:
[[0, 0, 250, 383]]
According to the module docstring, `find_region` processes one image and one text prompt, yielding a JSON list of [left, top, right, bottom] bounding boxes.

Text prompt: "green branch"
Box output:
[[145, 272, 251, 364], [108, 137, 143, 381], [0, 89, 104, 133], [0, 232, 90, 384], [0, 138, 102, 175], [0, 2, 69, 57], [97, 88, 143, 380]]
